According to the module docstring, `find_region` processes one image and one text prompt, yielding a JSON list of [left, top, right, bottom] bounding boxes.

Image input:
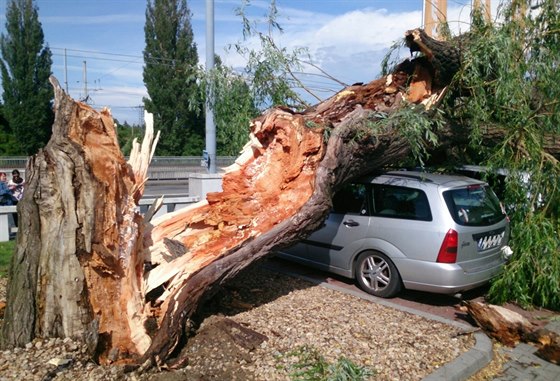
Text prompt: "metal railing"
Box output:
[[0, 156, 238, 180], [0, 156, 28, 169], [0, 156, 237, 169]]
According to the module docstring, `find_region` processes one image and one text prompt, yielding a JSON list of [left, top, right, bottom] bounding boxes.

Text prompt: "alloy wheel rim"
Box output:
[[361, 255, 390, 291]]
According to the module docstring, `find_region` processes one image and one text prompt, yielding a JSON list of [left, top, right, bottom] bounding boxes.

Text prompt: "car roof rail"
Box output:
[[385, 171, 434, 182]]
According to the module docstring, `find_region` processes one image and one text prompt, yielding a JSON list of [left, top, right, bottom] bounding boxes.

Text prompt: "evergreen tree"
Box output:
[[0, 0, 53, 155], [0, 103, 19, 155], [143, 0, 203, 156]]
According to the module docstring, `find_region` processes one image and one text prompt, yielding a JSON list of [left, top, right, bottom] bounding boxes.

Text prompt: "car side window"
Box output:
[[332, 183, 368, 215], [372, 185, 432, 221]]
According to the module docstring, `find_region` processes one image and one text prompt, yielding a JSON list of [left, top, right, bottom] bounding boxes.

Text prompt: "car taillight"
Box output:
[[437, 229, 458, 263]]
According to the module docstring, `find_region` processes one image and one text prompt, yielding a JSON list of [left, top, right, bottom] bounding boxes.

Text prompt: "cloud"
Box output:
[[42, 14, 144, 25], [292, 8, 422, 51], [212, 7, 423, 100], [212, 2, 489, 104]]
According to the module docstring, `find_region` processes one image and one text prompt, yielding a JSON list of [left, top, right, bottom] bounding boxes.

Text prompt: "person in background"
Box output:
[[0, 172, 17, 206], [0, 171, 18, 228], [8, 169, 24, 201]]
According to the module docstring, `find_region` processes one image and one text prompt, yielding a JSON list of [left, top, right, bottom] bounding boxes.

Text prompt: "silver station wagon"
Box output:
[[277, 171, 512, 298]]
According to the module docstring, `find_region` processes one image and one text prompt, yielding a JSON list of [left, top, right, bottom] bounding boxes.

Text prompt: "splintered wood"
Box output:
[[465, 301, 560, 364], [3, 28, 483, 366], [143, 109, 324, 297]]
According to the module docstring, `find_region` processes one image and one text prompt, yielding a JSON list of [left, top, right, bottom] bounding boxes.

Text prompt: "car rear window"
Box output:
[[443, 184, 506, 226]]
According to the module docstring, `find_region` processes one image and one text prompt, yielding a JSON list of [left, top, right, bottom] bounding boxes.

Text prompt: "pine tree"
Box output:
[[143, 0, 203, 156], [0, 0, 53, 155]]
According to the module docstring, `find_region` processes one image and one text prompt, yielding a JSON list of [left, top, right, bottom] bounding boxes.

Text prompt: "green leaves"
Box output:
[[371, 105, 442, 167], [445, 0, 560, 310], [195, 60, 257, 156], [489, 214, 560, 310], [232, 0, 312, 110], [281, 345, 374, 381]]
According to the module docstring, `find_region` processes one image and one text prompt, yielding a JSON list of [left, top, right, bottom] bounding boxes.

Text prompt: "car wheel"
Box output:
[[355, 251, 402, 298]]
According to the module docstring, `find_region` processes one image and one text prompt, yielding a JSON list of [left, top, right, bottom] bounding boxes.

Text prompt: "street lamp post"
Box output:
[[205, 0, 216, 174]]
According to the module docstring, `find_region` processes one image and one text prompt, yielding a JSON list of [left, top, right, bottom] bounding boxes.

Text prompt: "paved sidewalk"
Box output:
[[493, 320, 560, 381]]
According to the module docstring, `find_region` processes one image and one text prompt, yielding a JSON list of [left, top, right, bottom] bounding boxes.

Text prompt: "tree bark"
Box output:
[[2, 28, 559, 366], [465, 301, 560, 364]]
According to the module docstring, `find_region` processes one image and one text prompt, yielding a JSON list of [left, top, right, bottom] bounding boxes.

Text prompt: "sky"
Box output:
[[0, 0, 496, 125]]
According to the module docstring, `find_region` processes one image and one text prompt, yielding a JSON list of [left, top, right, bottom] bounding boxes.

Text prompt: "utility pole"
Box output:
[[423, 0, 448, 38], [472, 0, 492, 21], [424, 1, 493, 38], [205, 0, 216, 173], [191, 0, 221, 199], [82, 60, 88, 103], [64, 48, 69, 93]]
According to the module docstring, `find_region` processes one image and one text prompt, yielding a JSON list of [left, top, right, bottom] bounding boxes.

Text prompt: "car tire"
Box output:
[[355, 251, 402, 298]]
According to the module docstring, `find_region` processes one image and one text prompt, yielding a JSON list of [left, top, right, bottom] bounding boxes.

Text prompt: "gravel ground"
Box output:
[[0, 262, 474, 380]]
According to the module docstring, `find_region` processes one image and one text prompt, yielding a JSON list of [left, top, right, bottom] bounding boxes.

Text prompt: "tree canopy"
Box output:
[[378, 0, 559, 309], [452, 1, 560, 309], [143, 0, 203, 156], [0, 0, 53, 155]]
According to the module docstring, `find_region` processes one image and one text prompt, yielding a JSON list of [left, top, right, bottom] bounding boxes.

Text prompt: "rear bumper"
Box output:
[[395, 256, 506, 294]]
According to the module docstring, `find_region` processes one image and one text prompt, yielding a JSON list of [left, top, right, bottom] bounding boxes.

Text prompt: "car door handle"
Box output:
[[343, 219, 359, 227]]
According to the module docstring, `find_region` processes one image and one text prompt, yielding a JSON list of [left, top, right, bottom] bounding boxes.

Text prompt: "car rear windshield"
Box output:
[[443, 184, 506, 226]]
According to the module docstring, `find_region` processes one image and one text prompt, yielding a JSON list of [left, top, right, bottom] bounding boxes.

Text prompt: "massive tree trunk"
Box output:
[[1, 28, 559, 367]]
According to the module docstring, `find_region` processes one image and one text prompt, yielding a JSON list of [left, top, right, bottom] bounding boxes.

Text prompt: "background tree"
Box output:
[[115, 119, 145, 156], [143, 0, 203, 156], [198, 56, 258, 157], [214, 68, 257, 156], [0, 103, 19, 155], [0, 0, 53, 155]]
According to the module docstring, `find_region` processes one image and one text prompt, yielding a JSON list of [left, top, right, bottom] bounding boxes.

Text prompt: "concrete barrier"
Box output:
[[138, 195, 200, 219], [0, 196, 200, 242], [0, 205, 17, 242]]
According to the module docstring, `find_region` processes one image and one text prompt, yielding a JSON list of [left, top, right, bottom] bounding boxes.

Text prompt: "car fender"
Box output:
[[350, 238, 407, 277]]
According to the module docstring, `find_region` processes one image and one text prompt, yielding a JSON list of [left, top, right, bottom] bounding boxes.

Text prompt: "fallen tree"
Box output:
[[1, 28, 559, 367], [465, 301, 560, 364]]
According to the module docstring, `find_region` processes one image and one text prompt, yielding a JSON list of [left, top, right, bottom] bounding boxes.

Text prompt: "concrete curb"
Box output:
[[423, 332, 492, 381], [265, 265, 493, 381]]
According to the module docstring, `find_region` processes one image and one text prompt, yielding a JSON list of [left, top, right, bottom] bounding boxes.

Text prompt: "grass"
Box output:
[[282, 345, 374, 381], [0, 240, 15, 277]]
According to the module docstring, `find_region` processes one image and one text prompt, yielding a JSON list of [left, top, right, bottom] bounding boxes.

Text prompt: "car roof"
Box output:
[[359, 170, 485, 188]]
